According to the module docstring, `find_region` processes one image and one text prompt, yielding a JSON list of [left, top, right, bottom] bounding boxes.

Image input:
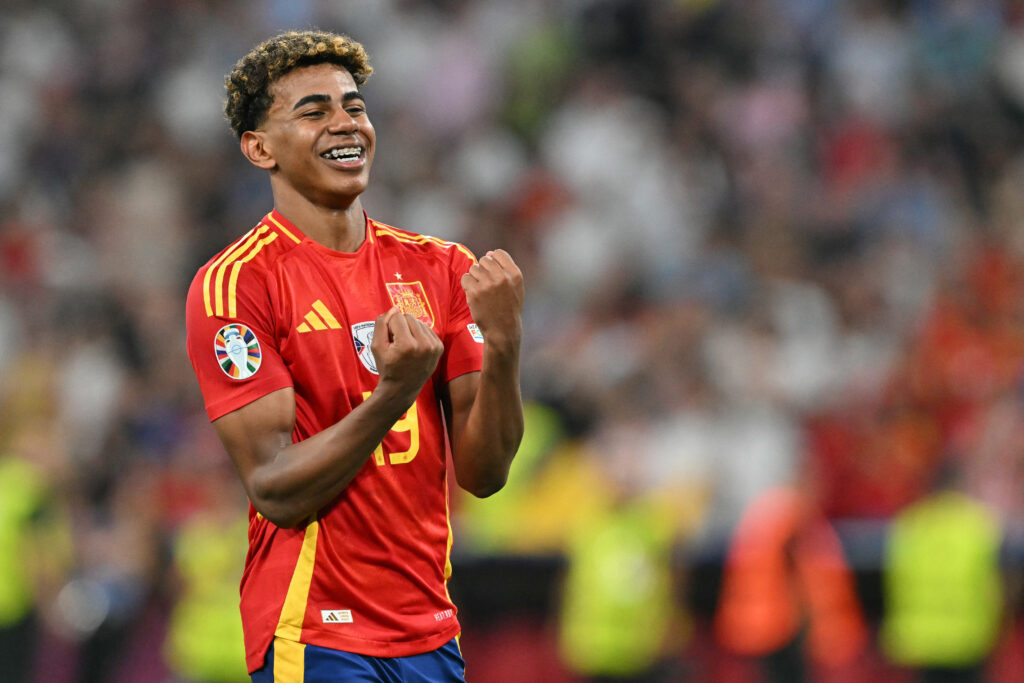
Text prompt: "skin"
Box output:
[[213, 62, 524, 528]]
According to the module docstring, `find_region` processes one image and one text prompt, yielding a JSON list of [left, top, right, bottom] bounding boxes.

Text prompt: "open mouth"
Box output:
[[321, 146, 364, 163]]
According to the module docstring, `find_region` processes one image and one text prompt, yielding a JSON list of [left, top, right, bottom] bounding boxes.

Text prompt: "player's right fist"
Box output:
[[370, 306, 443, 404]]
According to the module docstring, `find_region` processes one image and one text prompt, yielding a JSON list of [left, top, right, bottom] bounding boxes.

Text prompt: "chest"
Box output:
[[271, 247, 450, 385]]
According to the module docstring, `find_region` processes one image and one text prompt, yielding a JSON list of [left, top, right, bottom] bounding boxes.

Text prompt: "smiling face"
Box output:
[[241, 62, 375, 210]]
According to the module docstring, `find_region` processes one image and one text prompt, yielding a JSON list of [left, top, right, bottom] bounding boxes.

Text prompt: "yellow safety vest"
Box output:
[[164, 512, 250, 682], [881, 491, 1003, 667], [559, 498, 677, 676], [0, 456, 46, 625]]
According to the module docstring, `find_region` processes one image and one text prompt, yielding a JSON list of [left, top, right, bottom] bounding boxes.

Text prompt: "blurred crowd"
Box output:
[[4, 0, 1024, 681]]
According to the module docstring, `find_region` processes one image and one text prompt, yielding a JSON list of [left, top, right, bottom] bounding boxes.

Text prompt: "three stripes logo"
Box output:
[[297, 300, 342, 333], [321, 609, 353, 624]]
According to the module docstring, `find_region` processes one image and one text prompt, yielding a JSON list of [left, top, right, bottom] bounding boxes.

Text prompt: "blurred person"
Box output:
[[58, 460, 162, 683], [713, 483, 867, 682], [0, 420, 72, 683], [879, 462, 1004, 683], [184, 30, 524, 683], [557, 418, 690, 683], [163, 462, 250, 683]]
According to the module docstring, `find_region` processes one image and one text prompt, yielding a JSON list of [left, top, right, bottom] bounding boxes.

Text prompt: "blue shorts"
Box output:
[[250, 636, 466, 683]]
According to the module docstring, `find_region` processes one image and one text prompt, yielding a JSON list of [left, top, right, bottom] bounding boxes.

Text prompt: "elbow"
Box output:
[[250, 496, 308, 529], [460, 470, 509, 499], [261, 507, 310, 529], [249, 478, 311, 529], [454, 428, 522, 498]]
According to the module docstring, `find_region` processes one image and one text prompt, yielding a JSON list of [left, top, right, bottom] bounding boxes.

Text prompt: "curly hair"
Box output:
[[225, 30, 373, 139]]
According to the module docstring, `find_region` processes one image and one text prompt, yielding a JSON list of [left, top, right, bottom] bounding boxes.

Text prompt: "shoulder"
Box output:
[[187, 213, 305, 320], [368, 217, 477, 268]]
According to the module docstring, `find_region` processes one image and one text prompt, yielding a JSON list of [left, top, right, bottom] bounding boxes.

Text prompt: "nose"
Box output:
[[328, 107, 358, 135]]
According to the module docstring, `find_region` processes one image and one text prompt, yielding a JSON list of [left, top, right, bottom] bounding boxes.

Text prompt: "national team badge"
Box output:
[[385, 281, 435, 328], [215, 323, 261, 379], [352, 321, 378, 374]]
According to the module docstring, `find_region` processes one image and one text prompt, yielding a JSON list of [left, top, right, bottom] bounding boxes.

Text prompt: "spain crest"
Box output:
[[386, 281, 435, 328], [214, 323, 261, 379]]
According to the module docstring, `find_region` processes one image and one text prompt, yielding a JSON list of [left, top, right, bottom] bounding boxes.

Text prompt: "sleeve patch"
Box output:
[[467, 323, 484, 343], [215, 323, 262, 379]]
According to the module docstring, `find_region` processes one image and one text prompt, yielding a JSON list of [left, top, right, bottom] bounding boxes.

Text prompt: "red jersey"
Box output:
[[184, 210, 483, 672]]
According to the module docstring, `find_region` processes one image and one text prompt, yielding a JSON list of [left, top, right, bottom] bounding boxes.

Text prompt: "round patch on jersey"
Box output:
[[215, 323, 262, 380]]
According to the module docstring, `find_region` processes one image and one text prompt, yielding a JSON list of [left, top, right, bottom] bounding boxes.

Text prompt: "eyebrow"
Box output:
[[291, 91, 366, 111]]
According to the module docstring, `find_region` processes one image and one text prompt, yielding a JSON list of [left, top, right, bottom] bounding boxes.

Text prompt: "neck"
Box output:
[[271, 181, 367, 253]]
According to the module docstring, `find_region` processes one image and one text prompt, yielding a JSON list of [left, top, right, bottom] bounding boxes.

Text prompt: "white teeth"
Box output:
[[322, 147, 362, 161]]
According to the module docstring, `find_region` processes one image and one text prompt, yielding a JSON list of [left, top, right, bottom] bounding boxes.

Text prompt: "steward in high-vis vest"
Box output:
[[880, 489, 1003, 677], [0, 451, 70, 683], [559, 494, 682, 680], [714, 487, 867, 681], [164, 507, 250, 682]]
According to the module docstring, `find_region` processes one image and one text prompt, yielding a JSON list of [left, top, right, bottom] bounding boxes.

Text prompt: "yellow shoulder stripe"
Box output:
[[226, 232, 279, 318], [213, 226, 271, 317], [265, 212, 302, 244], [203, 220, 293, 318], [373, 226, 476, 263], [202, 225, 262, 317]]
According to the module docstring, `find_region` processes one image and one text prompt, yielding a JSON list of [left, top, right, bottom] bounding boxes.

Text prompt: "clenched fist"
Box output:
[[461, 249, 524, 349], [370, 306, 444, 405]]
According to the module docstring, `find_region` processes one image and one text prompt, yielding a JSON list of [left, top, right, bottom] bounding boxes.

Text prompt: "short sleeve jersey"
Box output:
[[184, 210, 483, 672]]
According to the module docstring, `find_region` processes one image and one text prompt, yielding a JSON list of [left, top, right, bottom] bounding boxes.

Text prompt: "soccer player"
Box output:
[[184, 30, 524, 682]]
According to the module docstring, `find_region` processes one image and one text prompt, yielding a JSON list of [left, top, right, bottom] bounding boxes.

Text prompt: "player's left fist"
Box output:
[[461, 249, 524, 348]]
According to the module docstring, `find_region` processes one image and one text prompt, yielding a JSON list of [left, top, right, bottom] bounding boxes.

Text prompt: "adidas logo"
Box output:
[[321, 609, 353, 624], [298, 300, 342, 333]]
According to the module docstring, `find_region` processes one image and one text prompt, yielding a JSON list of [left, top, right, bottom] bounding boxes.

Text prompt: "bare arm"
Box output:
[[446, 249, 525, 497], [212, 307, 443, 528]]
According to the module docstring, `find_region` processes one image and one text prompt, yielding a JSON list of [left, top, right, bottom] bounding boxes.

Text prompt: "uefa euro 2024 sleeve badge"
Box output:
[[215, 323, 262, 379]]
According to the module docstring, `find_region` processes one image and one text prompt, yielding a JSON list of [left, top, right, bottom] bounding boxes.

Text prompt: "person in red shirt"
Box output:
[[184, 30, 524, 682]]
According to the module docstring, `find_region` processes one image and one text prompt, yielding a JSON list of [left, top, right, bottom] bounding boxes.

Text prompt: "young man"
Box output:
[[184, 30, 524, 682]]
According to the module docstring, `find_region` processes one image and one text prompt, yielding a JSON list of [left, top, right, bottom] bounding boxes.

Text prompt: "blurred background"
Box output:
[[3, 0, 1024, 681]]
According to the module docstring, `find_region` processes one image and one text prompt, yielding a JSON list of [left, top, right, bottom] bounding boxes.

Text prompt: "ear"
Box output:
[[240, 130, 277, 171]]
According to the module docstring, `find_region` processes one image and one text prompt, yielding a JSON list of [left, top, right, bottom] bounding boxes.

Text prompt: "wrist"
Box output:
[[483, 333, 520, 358], [480, 321, 521, 353], [367, 377, 419, 415], [482, 332, 521, 371]]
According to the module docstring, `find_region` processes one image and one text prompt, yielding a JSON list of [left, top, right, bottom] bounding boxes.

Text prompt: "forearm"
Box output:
[[246, 387, 414, 527], [452, 339, 524, 497], [213, 311, 443, 528]]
